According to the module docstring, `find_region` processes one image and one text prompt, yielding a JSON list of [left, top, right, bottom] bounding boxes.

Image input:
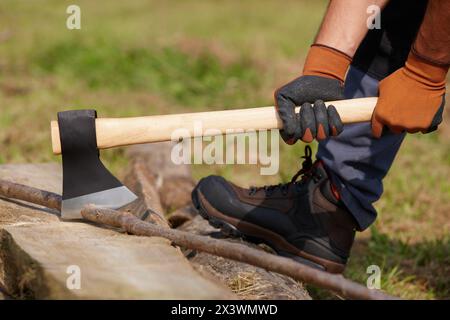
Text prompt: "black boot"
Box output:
[[192, 146, 357, 273]]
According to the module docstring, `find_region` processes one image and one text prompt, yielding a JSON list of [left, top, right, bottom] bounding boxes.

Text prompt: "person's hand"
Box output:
[[275, 76, 345, 143], [275, 45, 351, 144], [372, 52, 448, 137]]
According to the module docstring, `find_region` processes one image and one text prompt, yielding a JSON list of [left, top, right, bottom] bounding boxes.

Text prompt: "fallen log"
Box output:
[[0, 166, 234, 299], [122, 157, 168, 227], [126, 143, 195, 213], [0, 179, 397, 300]]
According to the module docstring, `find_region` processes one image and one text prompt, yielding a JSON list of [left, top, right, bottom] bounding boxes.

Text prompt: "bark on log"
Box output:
[[167, 206, 198, 228], [122, 157, 168, 227], [0, 282, 9, 299], [126, 143, 195, 212]]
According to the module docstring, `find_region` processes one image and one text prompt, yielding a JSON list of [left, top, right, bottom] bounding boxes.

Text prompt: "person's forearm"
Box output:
[[315, 0, 389, 57], [413, 0, 450, 65]]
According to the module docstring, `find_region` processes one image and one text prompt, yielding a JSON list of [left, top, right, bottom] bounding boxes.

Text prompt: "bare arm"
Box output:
[[315, 0, 389, 57]]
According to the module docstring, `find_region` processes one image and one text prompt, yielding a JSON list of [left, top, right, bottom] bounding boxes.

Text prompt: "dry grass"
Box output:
[[228, 271, 271, 299]]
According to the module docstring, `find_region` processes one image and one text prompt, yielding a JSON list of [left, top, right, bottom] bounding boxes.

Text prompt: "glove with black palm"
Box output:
[[275, 45, 351, 144]]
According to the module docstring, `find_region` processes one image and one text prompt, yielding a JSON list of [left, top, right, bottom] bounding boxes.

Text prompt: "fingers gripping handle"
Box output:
[[51, 97, 377, 154]]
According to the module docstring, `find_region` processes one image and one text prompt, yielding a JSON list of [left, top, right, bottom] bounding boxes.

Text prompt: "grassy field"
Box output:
[[0, 0, 449, 299]]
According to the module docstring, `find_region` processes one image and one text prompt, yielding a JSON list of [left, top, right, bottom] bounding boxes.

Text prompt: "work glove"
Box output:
[[274, 44, 351, 144], [372, 52, 448, 137]]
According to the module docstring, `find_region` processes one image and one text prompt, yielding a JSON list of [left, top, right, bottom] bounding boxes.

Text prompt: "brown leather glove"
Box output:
[[371, 52, 449, 138]]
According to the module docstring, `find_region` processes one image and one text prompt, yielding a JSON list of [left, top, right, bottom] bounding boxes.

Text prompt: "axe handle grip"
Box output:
[[51, 97, 377, 154]]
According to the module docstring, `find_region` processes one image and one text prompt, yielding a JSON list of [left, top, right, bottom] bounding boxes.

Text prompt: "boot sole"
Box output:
[[192, 187, 345, 274]]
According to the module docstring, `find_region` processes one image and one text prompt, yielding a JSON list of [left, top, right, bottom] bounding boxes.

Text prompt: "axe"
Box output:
[[51, 97, 377, 220]]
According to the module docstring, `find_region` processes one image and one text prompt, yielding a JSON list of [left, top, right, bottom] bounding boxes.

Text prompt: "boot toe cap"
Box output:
[[193, 175, 240, 215]]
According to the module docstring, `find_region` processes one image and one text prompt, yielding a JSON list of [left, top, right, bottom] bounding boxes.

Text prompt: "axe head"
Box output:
[[58, 110, 137, 220]]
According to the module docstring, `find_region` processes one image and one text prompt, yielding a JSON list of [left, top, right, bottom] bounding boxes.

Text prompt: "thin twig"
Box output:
[[80, 206, 397, 300], [0, 179, 61, 211], [0, 179, 398, 300]]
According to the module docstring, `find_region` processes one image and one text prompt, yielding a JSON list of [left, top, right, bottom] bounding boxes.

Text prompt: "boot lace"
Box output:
[[248, 145, 316, 196]]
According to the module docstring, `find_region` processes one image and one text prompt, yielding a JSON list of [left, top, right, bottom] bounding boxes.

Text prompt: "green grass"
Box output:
[[32, 39, 260, 108], [0, 0, 448, 299], [344, 228, 449, 299]]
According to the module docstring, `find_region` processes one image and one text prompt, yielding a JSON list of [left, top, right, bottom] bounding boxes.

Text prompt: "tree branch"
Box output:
[[81, 205, 396, 300], [0, 179, 61, 212], [0, 179, 398, 300]]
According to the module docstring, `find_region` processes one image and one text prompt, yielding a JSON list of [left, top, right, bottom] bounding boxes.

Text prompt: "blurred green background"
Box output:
[[0, 0, 448, 299]]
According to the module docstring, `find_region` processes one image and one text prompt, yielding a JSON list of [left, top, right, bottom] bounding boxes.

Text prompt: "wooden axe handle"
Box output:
[[51, 97, 377, 154]]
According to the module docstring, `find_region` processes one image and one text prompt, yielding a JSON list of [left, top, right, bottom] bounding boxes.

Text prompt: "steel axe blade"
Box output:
[[57, 110, 137, 220]]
